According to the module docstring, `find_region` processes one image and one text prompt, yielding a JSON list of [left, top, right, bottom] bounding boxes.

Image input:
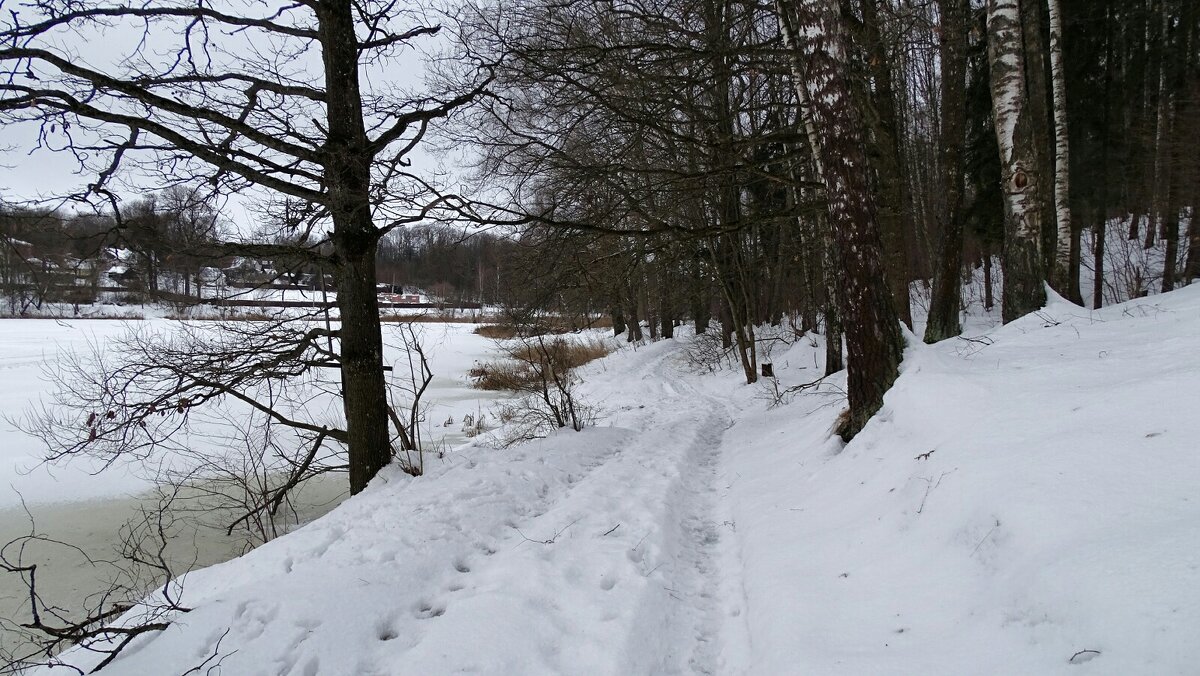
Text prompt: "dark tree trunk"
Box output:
[[778, 0, 904, 440], [860, 0, 914, 330], [1186, 205, 1200, 283], [1094, 6, 1113, 309], [625, 287, 643, 342], [1017, 0, 1056, 281], [658, 267, 674, 338], [824, 303, 843, 376], [645, 287, 659, 340], [925, 0, 970, 343], [718, 299, 733, 349], [320, 0, 393, 494], [692, 283, 711, 334], [1161, 3, 1193, 292], [1093, 208, 1106, 308], [611, 303, 626, 337], [1162, 204, 1179, 291], [983, 243, 995, 310], [1068, 213, 1083, 303]]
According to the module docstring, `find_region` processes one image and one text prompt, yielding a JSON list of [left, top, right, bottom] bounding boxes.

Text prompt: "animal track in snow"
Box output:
[[413, 600, 446, 619]]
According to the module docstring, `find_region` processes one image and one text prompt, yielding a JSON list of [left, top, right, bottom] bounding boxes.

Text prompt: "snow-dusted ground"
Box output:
[[28, 284, 1200, 675]]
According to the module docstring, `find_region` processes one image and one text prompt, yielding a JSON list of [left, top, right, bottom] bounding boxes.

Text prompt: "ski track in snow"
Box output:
[[620, 360, 735, 675]]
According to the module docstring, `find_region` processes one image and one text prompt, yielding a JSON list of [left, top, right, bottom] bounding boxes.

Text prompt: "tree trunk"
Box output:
[[611, 302, 626, 337], [320, 0, 393, 494], [777, 0, 904, 440], [1094, 3, 1113, 309], [824, 302, 844, 376], [986, 0, 1048, 322], [860, 0, 914, 330], [644, 284, 658, 340], [1047, 0, 1075, 299], [1093, 207, 1106, 308], [1068, 214, 1083, 303], [925, 0, 969, 343], [718, 298, 733, 349], [1148, 0, 1172, 253], [625, 285, 643, 342], [983, 243, 995, 310], [658, 265, 674, 339], [1185, 205, 1200, 284], [692, 280, 711, 334], [1162, 198, 1180, 291]]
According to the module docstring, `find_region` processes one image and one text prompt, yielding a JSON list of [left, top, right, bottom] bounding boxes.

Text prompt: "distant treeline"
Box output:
[[2, 193, 522, 313]]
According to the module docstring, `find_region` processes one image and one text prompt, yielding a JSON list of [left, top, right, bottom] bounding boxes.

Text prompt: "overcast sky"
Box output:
[[1, 2, 458, 231]]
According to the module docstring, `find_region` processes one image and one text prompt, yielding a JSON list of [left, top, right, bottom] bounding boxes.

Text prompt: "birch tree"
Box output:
[[986, 0, 1047, 321], [1047, 0, 1075, 300], [775, 0, 904, 440]]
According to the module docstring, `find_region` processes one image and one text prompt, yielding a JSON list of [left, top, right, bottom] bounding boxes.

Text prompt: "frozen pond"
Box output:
[[0, 318, 509, 659]]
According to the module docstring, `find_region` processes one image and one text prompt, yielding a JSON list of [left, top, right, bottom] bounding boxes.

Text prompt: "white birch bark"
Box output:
[[1047, 0, 1072, 281], [1149, 2, 1172, 249], [986, 0, 1047, 321], [987, 0, 1038, 242], [772, 0, 904, 438]]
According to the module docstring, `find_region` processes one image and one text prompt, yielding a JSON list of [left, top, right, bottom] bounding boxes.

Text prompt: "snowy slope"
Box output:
[[721, 286, 1200, 675], [35, 286, 1200, 675]]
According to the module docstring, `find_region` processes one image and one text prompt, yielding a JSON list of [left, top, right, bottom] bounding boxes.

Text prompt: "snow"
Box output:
[[0, 320, 507, 509], [725, 287, 1200, 674], [0, 320, 148, 505], [22, 285, 1200, 674]]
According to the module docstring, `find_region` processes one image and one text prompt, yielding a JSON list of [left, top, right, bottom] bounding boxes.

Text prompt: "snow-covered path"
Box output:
[[53, 338, 750, 675]]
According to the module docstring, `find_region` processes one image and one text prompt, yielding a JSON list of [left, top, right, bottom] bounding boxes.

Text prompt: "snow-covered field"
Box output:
[[25, 285, 1200, 675], [0, 320, 506, 508]]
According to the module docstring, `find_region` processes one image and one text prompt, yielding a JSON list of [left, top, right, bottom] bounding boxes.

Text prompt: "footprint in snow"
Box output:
[[413, 601, 446, 619]]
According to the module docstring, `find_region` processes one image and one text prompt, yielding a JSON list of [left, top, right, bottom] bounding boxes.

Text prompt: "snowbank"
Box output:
[[723, 285, 1200, 675]]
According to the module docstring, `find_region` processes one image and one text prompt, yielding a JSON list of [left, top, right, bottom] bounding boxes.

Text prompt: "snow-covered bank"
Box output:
[[722, 286, 1200, 675], [28, 286, 1200, 675]]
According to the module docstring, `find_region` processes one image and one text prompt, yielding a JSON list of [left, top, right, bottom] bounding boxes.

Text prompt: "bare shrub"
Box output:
[[684, 329, 738, 373], [471, 337, 611, 391], [473, 335, 610, 445], [384, 322, 436, 476]]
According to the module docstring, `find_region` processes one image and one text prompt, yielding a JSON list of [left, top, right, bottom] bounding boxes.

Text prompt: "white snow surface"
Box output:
[[37, 286, 1200, 675], [0, 321, 506, 508]]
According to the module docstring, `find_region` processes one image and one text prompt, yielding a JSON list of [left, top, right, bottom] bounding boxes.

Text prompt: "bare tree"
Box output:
[[1, 2, 491, 493]]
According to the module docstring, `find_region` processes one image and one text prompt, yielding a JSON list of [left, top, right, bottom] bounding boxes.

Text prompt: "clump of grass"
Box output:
[[165, 310, 278, 321], [380, 313, 489, 324], [474, 324, 519, 339], [470, 336, 612, 391]]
